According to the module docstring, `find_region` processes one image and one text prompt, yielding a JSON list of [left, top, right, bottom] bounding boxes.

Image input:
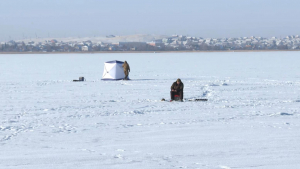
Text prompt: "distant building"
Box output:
[[117, 42, 147, 50], [106, 35, 115, 38], [82, 46, 89, 51], [51, 39, 58, 43]]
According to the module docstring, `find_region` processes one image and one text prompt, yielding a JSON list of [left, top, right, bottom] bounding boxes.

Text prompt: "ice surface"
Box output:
[[0, 52, 300, 169]]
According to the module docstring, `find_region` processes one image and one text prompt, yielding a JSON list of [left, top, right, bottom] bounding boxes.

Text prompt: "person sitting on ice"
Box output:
[[170, 78, 184, 101]]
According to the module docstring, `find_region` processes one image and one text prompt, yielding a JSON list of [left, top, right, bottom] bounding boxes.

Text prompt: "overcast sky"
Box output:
[[1, 0, 299, 41]]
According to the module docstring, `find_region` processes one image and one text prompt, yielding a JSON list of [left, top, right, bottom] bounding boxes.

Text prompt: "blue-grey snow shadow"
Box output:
[[130, 79, 155, 81], [202, 91, 210, 97], [280, 112, 293, 116]]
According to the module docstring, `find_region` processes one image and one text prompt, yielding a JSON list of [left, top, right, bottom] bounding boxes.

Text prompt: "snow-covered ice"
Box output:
[[1, 52, 300, 169]]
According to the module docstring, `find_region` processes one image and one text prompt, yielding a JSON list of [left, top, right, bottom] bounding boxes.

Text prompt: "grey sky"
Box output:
[[1, 0, 299, 41]]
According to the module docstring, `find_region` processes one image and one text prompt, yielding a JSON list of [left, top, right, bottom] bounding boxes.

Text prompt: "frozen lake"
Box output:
[[1, 52, 300, 169]]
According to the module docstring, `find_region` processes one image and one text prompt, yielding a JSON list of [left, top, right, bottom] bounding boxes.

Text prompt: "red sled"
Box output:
[[174, 95, 180, 101]]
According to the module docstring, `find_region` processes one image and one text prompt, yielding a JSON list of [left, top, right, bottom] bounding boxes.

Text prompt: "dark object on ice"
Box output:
[[162, 98, 208, 102], [187, 98, 208, 102], [73, 77, 85, 82], [195, 99, 208, 101], [171, 78, 184, 101]]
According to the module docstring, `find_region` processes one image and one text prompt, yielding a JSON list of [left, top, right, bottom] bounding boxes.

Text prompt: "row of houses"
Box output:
[[160, 35, 300, 50], [1, 35, 300, 52]]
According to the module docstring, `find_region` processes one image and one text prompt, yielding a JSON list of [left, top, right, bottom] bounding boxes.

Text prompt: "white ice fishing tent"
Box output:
[[101, 60, 127, 80]]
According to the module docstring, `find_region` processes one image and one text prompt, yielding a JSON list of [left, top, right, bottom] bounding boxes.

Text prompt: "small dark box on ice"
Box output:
[[73, 77, 85, 82]]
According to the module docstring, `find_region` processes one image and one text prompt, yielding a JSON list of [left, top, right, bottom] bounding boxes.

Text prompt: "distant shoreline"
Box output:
[[0, 50, 300, 54]]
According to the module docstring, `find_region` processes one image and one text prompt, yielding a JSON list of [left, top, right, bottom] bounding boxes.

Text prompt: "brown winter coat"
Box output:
[[171, 81, 184, 92], [122, 61, 130, 72]]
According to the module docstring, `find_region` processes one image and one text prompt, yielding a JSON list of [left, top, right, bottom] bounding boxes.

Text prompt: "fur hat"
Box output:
[[176, 78, 181, 83]]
